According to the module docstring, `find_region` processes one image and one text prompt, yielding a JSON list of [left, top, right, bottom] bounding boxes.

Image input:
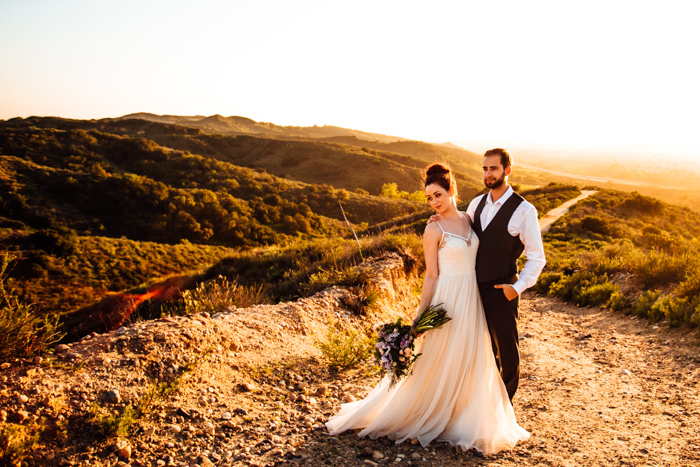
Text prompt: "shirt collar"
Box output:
[[487, 185, 514, 206]]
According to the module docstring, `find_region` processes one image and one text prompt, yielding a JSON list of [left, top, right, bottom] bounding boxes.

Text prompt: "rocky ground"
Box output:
[[1, 252, 699, 467]]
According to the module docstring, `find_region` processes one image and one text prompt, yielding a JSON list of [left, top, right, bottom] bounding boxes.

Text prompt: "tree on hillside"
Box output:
[[381, 182, 426, 203], [380, 183, 409, 199]]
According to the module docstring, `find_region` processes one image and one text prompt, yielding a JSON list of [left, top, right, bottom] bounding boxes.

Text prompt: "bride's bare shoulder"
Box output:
[[423, 222, 442, 237]]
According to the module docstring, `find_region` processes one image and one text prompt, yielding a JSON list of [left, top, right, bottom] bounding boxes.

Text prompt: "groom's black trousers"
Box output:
[[478, 274, 520, 401]]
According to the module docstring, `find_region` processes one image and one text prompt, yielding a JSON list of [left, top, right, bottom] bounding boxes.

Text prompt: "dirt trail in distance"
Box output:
[[538, 190, 596, 233], [518, 162, 690, 192]]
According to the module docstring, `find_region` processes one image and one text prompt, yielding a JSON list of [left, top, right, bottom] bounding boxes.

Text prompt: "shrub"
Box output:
[[632, 250, 695, 289], [180, 275, 270, 315], [609, 291, 631, 313], [621, 192, 663, 214], [520, 184, 582, 218], [650, 295, 691, 327], [0, 421, 43, 466], [575, 281, 619, 308], [690, 299, 700, 327], [533, 272, 562, 295], [633, 290, 661, 321], [316, 320, 374, 369], [0, 254, 64, 360], [678, 270, 700, 298], [407, 191, 427, 203], [579, 216, 614, 236], [95, 404, 138, 437], [89, 379, 182, 438], [584, 241, 634, 276], [548, 271, 604, 302], [302, 266, 375, 296], [341, 286, 380, 316]]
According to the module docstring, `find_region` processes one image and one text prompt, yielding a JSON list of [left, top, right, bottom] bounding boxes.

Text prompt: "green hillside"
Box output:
[[143, 133, 481, 199], [535, 189, 700, 329], [1, 116, 481, 203], [319, 136, 483, 181], [0, 127, 424, 236], [0, 230, 232, 313], [0, 122, 429, 327], [0, 114, 602, 359]]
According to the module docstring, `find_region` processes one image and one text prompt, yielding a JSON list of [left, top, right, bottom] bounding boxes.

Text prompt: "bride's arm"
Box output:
[[413, 223, 441, 324]]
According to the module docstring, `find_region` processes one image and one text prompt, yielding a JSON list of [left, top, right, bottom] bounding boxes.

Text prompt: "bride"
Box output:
[[325, 163, 529, 455]]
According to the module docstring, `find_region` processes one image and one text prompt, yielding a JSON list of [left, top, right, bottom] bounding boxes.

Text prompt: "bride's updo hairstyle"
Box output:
[[422, 163, 458, 200]]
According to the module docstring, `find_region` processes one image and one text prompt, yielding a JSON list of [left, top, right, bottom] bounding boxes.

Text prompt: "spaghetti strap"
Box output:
[[435, 221, 446, 246], [459, 212, 473, 245], [459, 211, 472, 227]]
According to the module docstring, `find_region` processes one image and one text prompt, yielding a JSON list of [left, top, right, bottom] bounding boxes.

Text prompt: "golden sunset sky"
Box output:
[[1, 0, 699, 151]]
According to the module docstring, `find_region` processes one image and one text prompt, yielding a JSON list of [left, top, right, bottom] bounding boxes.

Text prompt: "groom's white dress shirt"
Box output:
[[466, 186, 546, 295]]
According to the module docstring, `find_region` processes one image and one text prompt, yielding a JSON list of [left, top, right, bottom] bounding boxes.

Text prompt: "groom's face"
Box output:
[[483, 155, 507, 189]]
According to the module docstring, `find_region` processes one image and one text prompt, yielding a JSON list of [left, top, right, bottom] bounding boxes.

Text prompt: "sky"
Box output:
[[1, 0, 699, 152]]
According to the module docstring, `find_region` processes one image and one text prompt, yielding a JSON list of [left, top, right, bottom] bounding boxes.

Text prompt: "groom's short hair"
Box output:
[[484, 148, 512, 169]]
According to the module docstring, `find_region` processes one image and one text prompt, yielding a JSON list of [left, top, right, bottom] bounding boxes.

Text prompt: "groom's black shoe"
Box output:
[[471, 448, 484, 458]]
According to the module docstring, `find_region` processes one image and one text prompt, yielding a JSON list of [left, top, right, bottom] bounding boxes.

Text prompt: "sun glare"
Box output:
[[0, 0, 699, 152]]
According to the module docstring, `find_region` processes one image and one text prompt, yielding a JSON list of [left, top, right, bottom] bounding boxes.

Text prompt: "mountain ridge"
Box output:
[[117, 113, 410, 143]]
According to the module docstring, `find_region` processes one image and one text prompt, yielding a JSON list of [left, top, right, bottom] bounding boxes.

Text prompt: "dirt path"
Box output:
[[2, 258, 699, 466], [510, 295, 699, 466], [284, 295, 700, 467], [538, 190, 596, 233]]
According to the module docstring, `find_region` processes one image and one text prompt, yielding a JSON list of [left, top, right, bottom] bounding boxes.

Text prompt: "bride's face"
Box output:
[[425, 183, 452, 214]]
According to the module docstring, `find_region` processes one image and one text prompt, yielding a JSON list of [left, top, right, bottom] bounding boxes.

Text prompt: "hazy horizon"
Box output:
[[6, 110, 700, 161], [2, 1, 699, 151]]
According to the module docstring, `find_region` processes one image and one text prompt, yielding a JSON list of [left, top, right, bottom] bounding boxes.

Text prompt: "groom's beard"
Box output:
[[484, 172, 506, 189]]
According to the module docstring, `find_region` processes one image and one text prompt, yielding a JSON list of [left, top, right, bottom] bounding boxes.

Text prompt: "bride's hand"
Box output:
[[411, 313, 424, 337]]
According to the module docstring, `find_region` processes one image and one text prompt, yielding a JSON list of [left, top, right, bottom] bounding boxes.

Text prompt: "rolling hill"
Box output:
[[117, 112, 410, 142]]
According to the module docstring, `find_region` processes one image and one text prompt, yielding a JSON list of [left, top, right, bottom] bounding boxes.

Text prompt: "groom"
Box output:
[[430, 148, 545, 401], [468, 148, 545, 401]]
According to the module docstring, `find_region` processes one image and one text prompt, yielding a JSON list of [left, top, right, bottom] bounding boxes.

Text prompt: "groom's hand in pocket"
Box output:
[[494, 284, 518, 301]]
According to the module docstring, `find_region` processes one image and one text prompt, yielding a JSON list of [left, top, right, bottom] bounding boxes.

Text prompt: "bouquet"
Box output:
[[374, 304, 452, 388]]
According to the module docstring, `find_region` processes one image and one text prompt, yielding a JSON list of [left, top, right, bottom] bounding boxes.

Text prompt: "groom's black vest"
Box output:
[[473, 192, 525, 283]]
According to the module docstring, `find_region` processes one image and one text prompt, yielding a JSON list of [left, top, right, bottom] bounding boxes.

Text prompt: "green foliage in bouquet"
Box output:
[[374, 304, 451, 388]]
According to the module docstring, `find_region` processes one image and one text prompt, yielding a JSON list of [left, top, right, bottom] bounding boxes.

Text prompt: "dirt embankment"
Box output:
[[1, 252, 699, 467]]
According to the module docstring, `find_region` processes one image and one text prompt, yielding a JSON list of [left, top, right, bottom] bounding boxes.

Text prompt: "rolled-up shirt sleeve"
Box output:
[[510, 203, 546, 294]]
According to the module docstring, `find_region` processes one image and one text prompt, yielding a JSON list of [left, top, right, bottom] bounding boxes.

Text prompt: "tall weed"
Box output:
[[0, 421, 43, 466], [180, 275, 270, 315], [0, 253, 64, 360]]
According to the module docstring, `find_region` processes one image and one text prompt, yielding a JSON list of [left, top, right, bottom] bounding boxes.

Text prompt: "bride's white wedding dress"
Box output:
[[325, 223, 530, 455]]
